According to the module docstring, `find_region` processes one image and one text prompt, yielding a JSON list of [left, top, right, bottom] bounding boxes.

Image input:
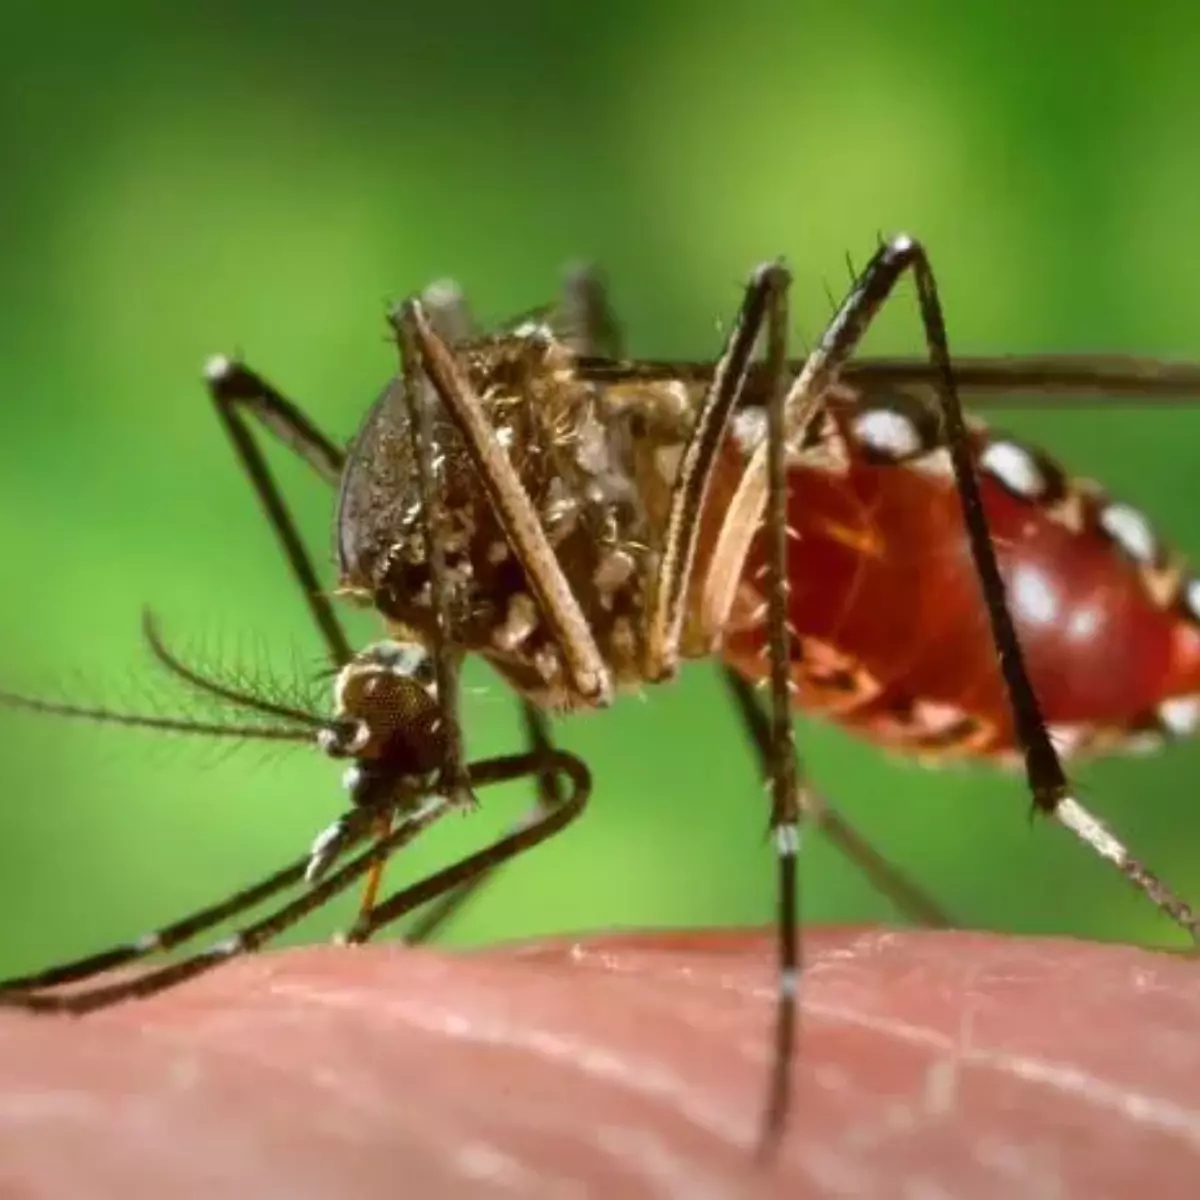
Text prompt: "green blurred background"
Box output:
[[3, 0, 1200, 976]]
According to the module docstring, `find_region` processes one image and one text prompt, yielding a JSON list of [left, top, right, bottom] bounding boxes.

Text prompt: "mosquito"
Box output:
[[3, 238, 1200, 1163]]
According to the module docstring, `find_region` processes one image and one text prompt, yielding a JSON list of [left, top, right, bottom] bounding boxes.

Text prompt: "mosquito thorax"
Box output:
[[334, 328, 713, 711], [317, 639, 444, 793]]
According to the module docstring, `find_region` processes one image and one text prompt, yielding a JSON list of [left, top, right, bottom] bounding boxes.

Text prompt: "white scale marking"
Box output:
[[774, 823, 802, 857], [208, 934, 246, 959], [853, 409, 922, 459], [1185, 578, 1200, 624], [1054, 797, 1127, 867], [1099, 503, 1158, 565], [1048, 724, 1090, 760], [912, 699, 968, 735], [202, 354, 234, 382], [1010, 562, 1061, 627], [1159, 695, 1200, 737], [980, 440, 1045, 498]]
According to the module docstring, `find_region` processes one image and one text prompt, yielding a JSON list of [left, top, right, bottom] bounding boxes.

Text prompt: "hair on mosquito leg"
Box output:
[[398, 265, 620, 948]]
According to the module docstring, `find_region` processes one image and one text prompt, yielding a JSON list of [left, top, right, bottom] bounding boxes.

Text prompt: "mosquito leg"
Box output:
[[419, 277, 477, 346], [0, 854, 311, 993], [0, 797, 451, 1013], [402, 701, 563, 945], [643, 264, 788, 682], [401, 266, 622, 948], [207, 278, 484, 930], [0, 647, 329, 992], [393, 309, 471, 808], [720, 668, 953, 928], [0, 750, 570, 1012], [718, 236, 1200, 944], [523, 702, 565, 816], [0, 799, 383, 999], [514, 263, 622, 829], [338, 316, 476, 933], [394, 298, 613, 707], [756, 264, 805, 1160], [371, 271, 608, 944], [843, 354, 1200, 406], [556, 262, 624, 358], [203, 358, 352, 667], [864, 239, 1199, 942], [355, 286, 613, 940], [632, 263, 805, 1156], [344, 749, 591, 943], [619, 255, 945, 974]]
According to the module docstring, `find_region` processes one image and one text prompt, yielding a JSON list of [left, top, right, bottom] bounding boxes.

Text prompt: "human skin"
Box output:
[[0, 927, 1197, 1198]]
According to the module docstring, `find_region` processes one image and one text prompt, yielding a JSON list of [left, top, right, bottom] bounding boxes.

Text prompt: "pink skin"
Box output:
[[1, 928, 1197, 1197]]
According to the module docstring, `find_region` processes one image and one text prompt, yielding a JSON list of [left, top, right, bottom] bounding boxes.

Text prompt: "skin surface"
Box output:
[[0, 927, 1197, 1198]]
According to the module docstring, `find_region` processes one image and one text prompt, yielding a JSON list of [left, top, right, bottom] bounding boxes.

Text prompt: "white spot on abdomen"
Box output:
[[1065, 602, 1103, 643], [912, 699, 967, 735], [1159, 695, 1200, 736], [853, 409, 922, 459], [1010, 562, 1060, 627], [1099, 503, 1158, 566], [1184, 578, 1200, 624], [980, 440, 1045, 498]]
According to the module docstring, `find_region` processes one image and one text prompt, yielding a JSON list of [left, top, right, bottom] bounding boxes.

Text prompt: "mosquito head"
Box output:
[[318, 638, 445, 806]]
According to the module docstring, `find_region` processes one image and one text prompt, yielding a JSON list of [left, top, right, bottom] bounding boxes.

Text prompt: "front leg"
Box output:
[[403, 264, 625, 946], [203, 357, 351, 667]]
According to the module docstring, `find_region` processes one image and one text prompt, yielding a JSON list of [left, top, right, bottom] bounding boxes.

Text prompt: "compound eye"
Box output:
[[331, 642, 445, 774], [338, 666, 428, 735]]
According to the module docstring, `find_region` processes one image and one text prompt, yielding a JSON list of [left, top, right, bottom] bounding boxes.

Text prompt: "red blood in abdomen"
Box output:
[[720, 431, 1200, 756]]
